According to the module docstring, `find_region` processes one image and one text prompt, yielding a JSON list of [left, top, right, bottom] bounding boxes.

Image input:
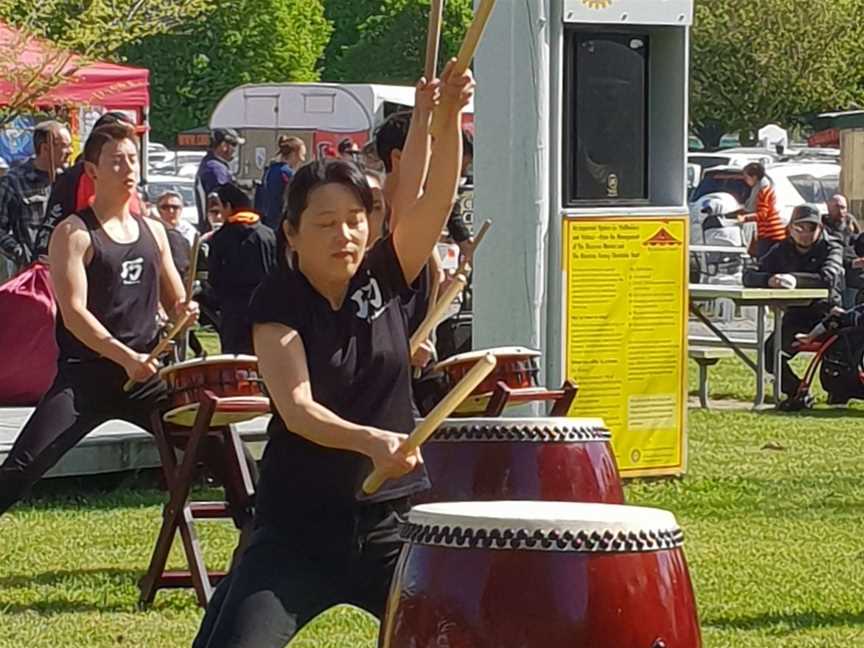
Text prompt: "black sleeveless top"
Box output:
[[56, 208, 161, 362]]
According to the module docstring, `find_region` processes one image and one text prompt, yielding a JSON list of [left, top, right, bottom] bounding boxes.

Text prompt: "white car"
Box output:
[[144, 174, 198, 228], [688, 162, 840, 246]]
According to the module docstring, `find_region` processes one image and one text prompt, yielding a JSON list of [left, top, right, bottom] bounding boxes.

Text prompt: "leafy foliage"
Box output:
[[691, 0, 864, 148], [323, 0, 473, 84], [121, 0, 331, 143]]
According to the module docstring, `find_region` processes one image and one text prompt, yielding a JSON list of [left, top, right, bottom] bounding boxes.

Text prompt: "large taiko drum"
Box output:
[[415, 417, 624, 505], [381, 501, 702, 648], [160, 355, 269, 427], [434, 347, 541, 415]]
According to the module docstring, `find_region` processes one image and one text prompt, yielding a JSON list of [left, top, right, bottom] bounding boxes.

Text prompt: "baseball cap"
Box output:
[[790, 204, 822, 226], [212, 128, 245, 146]]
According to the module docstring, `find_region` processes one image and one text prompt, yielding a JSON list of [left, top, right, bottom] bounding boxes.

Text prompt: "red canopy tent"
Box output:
[[0, 22, 149, 111]]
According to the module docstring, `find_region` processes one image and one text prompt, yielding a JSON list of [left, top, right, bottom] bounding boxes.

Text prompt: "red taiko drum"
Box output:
[[434, 347, 541, 415], [415, 417, 624, 505], [160, 354, 269, 427], [381, 501, 702, 648]]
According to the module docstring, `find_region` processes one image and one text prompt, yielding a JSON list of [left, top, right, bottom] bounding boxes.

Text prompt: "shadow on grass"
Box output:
[[0, 568, 143, 615], [705, 609, 864, 632]]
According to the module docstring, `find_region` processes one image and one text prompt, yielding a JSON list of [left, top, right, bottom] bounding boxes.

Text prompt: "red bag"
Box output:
[[0, 262, 58, 405]]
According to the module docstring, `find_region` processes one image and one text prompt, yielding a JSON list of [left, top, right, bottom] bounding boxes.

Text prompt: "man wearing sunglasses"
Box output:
[[744, 204, 844, 409]]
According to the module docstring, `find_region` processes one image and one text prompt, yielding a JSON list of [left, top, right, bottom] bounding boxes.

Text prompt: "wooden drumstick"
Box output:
[[456, 218, 491, 276], [362, 353, 497, 494], [410, 272, 467, 357], [425, 0, 445, 81], [122, 312, 194, 392], [431, 0, 498, 136]]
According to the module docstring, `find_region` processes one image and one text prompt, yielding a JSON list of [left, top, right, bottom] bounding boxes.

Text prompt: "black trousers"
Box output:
[[765, 305, 830, 397], [0, 359, 255, 526], [192, 500, 409, 648]]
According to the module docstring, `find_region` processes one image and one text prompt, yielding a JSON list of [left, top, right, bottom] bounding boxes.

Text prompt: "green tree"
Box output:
[[0, 0, 211, 125], [324, 0, 473, 84], [122, 0, 331, 143], [321, 0, 382, 79], [691, 0, 864, 148]]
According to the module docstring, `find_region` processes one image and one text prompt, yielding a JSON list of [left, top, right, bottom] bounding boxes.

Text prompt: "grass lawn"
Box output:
[[1, 353, 864, 646]]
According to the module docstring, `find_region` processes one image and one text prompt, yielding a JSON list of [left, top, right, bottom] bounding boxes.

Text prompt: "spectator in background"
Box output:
[[46, 111, 143, 227], [738, 162, 786, 258], [259, 135, 306, 230], [208, 183, 277, 354], [156, 190, 197, 245], [195, 128, 244, 233], [0, 120, 71, 271], [338, 137, 361, 163], [822, 194, 863, 307], [743, 204, 844, 409]]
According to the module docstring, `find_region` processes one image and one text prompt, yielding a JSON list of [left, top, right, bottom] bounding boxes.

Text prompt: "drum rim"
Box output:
[[160, 354, 259, 376], [403, 502, 683, 553], [430, 417, 610, 442], [435, 346, 541, 369]]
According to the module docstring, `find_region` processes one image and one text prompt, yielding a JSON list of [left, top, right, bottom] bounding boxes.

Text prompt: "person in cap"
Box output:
[[337, 137, 361, 163], [195, 128, 244, 233], [257, 135, 306, 230], [743, 204, 844, 408]]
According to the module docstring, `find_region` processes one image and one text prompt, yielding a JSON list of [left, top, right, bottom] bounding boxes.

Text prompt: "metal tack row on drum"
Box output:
[[381, 501, 702, 648], [417, 417, 625, 505]]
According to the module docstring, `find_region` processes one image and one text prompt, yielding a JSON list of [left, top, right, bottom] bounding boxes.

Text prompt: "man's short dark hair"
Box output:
[[83, 122, 136, 165], [216, 182, 252, 213], [374, 111, 412, 173], [32, 120, 65, 156], [743, 162, 766, 180], [94, 111, 133, 130]]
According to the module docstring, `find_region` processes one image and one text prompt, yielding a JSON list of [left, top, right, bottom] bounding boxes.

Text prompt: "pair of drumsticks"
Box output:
[[364, 0, 499, 495]]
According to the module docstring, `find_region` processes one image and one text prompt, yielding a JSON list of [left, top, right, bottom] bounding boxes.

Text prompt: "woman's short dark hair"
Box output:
[[283, 159, 374, 232], [743, 162, 766, 180]]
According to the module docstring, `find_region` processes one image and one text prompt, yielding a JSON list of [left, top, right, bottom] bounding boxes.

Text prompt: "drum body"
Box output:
[[381, 502, 702, 648], [160, 354, 268, 426], [417, 418, 624, 505], [434, 347, 541, 415]]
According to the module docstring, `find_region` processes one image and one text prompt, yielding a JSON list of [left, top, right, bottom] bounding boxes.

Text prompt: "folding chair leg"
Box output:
[[138, 395, 217, 608], [549, 380, 579, 416], [177, 505, 214, 607]]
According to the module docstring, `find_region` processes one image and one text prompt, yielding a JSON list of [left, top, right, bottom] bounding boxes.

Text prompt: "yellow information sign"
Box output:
[[564, 216, 688, 477]]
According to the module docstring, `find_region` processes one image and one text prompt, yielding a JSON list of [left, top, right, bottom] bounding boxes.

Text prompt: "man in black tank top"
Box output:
[[0, 124, 214, 522]]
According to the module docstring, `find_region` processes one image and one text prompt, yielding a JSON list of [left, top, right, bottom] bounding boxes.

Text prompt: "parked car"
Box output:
[[688, 149, 778, 176], [688, 162, 840, 245], [151, 150, 206, 176], [143, 174, 198, 227]]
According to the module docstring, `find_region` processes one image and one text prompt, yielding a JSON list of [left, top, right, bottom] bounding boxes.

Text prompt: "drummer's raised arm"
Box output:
[[392, 60, 474, 285], [389, 78, 438, 230]]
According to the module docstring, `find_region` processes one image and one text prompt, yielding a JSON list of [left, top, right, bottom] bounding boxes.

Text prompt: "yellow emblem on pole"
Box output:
[[582, 0, 613, 8]]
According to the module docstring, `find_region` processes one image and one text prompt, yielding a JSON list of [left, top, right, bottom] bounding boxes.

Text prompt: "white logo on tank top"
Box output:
[[120, 258, 144, 285], [350, 277, 385, 320]]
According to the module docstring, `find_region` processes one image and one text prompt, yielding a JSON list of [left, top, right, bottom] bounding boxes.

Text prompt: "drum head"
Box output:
[[403, 501, 682, 553], [163, 396, 270, 427], [435, 346, 541, 370], [160, 354, 259, 378]]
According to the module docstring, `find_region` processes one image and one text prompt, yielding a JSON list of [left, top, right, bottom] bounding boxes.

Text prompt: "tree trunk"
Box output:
[[693, 121, 726, 150]]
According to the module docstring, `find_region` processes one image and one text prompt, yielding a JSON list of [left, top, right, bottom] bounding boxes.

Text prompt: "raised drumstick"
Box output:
[[456, 218, 491, 276], [409, 272, 467, 357], [122, 312, 194, 392], [431, 0, 498, 136], [425, 0, 445, 81], [362, 353, 497, 494]]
